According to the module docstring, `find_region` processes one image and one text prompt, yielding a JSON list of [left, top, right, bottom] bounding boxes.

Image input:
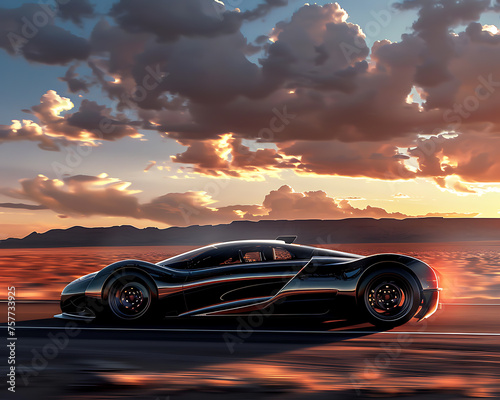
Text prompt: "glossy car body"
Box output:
[[56, 238, 441, 327]]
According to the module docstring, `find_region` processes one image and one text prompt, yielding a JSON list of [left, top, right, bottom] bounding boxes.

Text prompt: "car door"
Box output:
[[183, 244, 309, 313]]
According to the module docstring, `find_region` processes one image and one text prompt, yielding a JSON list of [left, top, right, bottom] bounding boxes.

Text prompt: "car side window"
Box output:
[[242, 251, 262, 263], [219, 255, 241, 265], [188, 244, 308, 269], [273, 247, 293, 261], [191, 248, 242, 269]]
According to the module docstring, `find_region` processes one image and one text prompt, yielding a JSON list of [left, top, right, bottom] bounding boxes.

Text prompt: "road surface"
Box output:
[[1, 301, 499, 399]]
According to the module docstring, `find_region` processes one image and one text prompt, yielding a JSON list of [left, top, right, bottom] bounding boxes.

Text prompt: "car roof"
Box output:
[[211, 239, 298, 248]]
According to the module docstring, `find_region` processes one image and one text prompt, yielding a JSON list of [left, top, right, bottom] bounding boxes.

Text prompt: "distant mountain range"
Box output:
[[1, 218, 500, 248]]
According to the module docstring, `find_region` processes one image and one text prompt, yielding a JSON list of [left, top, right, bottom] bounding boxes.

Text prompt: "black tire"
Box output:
[[358, 267, 421, 328], [103, 271, 156, 322]]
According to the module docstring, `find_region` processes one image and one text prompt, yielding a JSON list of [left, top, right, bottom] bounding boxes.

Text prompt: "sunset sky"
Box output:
[[1, 0, 500, 239]]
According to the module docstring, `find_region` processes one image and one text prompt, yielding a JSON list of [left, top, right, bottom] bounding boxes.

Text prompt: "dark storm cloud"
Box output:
[[88, 17, 263, 109], [110, 0, 287, 42], [144, 3, 415, 142], [0, 4, 90, 64], [3, 0, 500, 187], [466, 21, 500, 43], [394, 0, 491, 108], [90, 19, 150, 74], [58, 0, 95, 26], [260, 3, 369, 90], [59, 64, 90, 93], [135, 33, 262, 104], [239, 0, 288, 20], [65, 99, 142, 140], [153, 1, 500, 188]]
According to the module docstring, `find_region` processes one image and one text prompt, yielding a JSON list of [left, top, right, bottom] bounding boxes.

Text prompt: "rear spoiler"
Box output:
[[275, 235, 297, 244]]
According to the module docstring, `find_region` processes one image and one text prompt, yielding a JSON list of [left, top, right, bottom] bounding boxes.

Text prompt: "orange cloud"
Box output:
[[2, 175, 478, 226], [171, 135, 295, 180], [171, 136, 415, 181], [0, 119, 60, 151], [0, 90, 142, 150], [143, 161, 157, 172], [410, 132, 500, 184]]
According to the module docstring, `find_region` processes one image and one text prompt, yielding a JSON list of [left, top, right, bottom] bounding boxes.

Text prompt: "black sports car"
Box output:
[[56, 236, 441, 327]]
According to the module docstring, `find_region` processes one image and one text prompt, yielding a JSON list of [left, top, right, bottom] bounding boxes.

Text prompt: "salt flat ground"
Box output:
[[1, 243, 499, 399]]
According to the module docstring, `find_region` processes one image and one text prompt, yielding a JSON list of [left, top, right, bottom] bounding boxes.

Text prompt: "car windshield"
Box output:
[[157, 245, 215, 269]]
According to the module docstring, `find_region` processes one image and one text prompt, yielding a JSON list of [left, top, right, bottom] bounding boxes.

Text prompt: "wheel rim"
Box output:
[[109, 281, 151, 320], [364, 275, 413, 321]]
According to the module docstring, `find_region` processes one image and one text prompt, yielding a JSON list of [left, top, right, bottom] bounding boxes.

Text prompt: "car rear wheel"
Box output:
[[359, 268, 421, 328], [105, 272, 156, 322]]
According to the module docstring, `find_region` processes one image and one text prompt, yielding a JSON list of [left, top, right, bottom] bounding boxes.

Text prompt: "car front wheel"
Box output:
[[359, 268, 421, 328], [105, 272, 156, 322]]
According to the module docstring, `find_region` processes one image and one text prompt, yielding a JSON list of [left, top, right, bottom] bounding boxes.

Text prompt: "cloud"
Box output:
[[142, 2, 500, 186], [131, 32, 262, 107], [0, 202, 48, 210], [3, 0, 500, 189], [3, 173, 245, 226], [2, 175, 478, 226], [0, 119, 59, 151], [258, 185, 411, 220], [410, 133, 500, 183], [170, 135, 416, 180], [171, 137, 233, 175], [0, 90, 142, 150], [466, 22, 500, 44], [261, 185, 347, 219], [58, 0, 96, 26], [62, 99, 142, 141], [392, 0, 493, 109], [0, 4, 90, 64], [239, 0, 288, 20], [394, 0, 491, 94], [424, 211, 478, 217], [452, 181, 476, 193], [110, 0, 239, 41], [143, 161, 156, 172], [171, 134, 295, 179], [89, 19, 150, 77], [59, 64, 90, 93], [7, 174, 142, 218], [87, 17, 262, 109], [261, 3, 369, 90], [8, 0, 491, 187], [110, 0, 287, 42], [134, 3, 436, 146], [279, 140, 416, 180], [96, 2, 421, 142]]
